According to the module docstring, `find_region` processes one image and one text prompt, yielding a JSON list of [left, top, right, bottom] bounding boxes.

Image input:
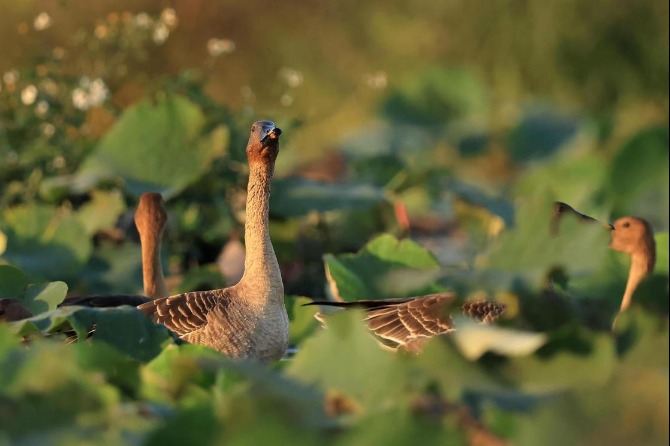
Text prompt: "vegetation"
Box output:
[[0, 2, 668, 445]]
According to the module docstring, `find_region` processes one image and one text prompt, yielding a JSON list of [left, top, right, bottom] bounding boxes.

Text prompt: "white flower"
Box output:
[[207, 38, 236, 57], [279, 68, 303, 88], [52, 155, 66, 168], [153, 23, 170, 44], [363, 71, 388, 89], [34, 12, 52, 31], [95, 24, 108, 39], [88, 78, 109, 106], [3, 70, 19, 86], [71, 77, 109, 110], [160, 8, 178, 28], [35, 100, 49, 116], [21, 85, 38, 105], [280, 94, 294, 107], [134, 13, 153, 29], [43, 123, 56, 136], [72, 88, 88, 110]]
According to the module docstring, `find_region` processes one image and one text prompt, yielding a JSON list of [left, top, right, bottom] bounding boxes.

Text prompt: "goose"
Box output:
[[136, 121, 288, 361], [58, 193, 169, 308], [132, 194, 505, 353], [609, 216, 656, 313], [304, 294, 506, 353]]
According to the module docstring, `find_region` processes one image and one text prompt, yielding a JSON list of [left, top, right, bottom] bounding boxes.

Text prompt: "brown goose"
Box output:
[[137, 121, 288, 361], [134, 192, 169, 299], [610, 216, 656, 313], [306, 294, 506, 353], [58, 194, 168, 308]]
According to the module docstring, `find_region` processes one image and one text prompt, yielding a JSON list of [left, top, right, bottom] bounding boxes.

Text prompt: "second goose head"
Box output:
[[134, 193, 169, 300], [610, 216, 656, 313]]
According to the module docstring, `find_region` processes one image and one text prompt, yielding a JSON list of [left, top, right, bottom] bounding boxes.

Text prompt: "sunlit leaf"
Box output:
[[73, 96, 228, 198], [451, 319, 547, 360], [18, 281, 67, 314], [324, 233, 443, 301], [9, 306, 173, 362], [0, 204, 92, 281], [76, 189, 127, 236], [141, 344, 223, 405], [514, 152, 608, 206]]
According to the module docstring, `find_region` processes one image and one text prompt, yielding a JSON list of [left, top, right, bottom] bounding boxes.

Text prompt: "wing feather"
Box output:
[[138, 290, 230, 337]]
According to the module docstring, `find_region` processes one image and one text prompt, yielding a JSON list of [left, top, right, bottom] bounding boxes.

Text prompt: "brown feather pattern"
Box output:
[[137, 289, 227, 337], [307, 293, 507, 350]]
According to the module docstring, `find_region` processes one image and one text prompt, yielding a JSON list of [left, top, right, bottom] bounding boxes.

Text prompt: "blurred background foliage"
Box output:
[[0, 1, 668, 445]]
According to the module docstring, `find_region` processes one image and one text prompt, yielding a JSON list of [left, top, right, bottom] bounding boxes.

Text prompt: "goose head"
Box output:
[[246, 121, 282, 164], [610, 216, 655, 260], [134, 193, 168, 241]]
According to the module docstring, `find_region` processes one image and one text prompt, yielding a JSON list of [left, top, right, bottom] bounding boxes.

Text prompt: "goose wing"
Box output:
[[138, 290, 229, 337], [307, 293, 507, 349], [364, 293, 457, 347]]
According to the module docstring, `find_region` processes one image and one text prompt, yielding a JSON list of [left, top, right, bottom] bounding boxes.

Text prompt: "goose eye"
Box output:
[[623, 222, 630, 228]]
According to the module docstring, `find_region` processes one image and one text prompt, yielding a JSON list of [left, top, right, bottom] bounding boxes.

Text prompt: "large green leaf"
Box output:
[[324, 233, 443, 301], [73, 96, 228, 198], [19, 281, 67, 314], [0, 265, 30, 298], [482, 195, 611, 286], [141, 344, 224, 406], [270, 178, 387, 218], [499, 333, 617, 393], [0, 204, 92, 281], [606, 126, 669, 228], [339, 407, 466, 446], [287, 310, 411, 409], [512, 348, 668, 446], [514, 152, 608, 209], [10, 306, 173, 362], [76, 189, 127, 236], [0, 265, 67, 315], [80, 242, 144, 294], [0, 334, 126, 442]]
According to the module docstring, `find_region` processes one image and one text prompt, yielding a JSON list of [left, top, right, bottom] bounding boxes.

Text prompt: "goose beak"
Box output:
[[260, 122, 282, 143]]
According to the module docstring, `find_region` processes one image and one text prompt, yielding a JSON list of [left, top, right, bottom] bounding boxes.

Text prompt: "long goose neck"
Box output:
[[240, 161, 282, 297], [140, 229, 169, 299], [619, 245, 655, 312]]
